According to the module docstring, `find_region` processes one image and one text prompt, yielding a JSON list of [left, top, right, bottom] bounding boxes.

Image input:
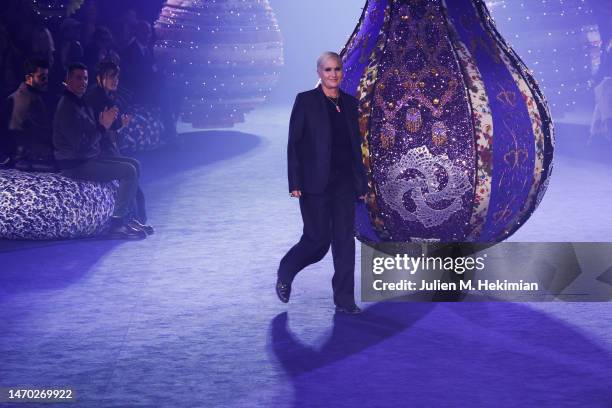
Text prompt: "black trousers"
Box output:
[[278, 177, 357, 307], [62, 155, 145, 221], [101, 153, 147, 223]]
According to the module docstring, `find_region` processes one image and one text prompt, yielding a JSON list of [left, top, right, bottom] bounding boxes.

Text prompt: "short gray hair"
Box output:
[[316, 51, 342, 70]]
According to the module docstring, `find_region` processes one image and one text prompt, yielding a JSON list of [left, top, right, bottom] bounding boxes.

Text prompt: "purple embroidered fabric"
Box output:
[[340, 0, 554, 243]]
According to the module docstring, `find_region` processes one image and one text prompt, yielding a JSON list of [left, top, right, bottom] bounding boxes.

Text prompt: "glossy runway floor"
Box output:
[[1, 107, 611, 407]]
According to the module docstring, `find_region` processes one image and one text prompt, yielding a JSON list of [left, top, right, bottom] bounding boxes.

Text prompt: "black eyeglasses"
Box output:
[[324, 67, 342, 72]]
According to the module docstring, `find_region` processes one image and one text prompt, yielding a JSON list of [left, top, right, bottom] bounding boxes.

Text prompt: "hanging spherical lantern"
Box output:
[[341, 0, 554, 243], [154, 0, 284, 128], [31, 0, 84, 21]]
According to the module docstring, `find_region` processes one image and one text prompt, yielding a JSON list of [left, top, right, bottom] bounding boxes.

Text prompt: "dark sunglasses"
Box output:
[[28, 73, 48, 81]]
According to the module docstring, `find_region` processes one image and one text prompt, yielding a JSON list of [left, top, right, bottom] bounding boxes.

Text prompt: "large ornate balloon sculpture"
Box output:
[[340, 0, 554, 243]]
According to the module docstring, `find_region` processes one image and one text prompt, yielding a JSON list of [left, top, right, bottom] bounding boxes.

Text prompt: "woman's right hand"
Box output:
[[99, 106, 119, 130], [290, 190, 302, 198]]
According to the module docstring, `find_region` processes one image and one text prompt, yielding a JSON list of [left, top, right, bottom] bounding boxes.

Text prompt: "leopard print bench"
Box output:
[[0, 169, 117, 240]]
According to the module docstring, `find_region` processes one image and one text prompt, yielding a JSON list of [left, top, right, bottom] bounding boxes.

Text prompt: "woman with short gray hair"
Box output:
[[275, 51, 368, 314]]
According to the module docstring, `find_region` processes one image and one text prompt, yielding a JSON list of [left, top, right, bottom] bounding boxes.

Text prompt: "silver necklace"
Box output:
[[326, 95, 341, 113]]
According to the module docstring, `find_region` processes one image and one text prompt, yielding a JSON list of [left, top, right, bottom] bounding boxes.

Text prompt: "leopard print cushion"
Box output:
[[118, 105, 166, 153], [0, 169, 118, 240]]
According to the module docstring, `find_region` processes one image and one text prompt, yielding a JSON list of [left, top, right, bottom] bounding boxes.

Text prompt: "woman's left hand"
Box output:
[[121, 114, 133, 128]]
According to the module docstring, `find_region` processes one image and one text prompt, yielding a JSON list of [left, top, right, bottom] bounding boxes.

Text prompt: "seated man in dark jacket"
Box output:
[[6, 57, 56, 171], [53, 62, 153, 239]]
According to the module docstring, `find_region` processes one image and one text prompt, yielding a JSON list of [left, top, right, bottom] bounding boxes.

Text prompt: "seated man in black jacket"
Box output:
[[53, 62, 152, 239], [6, 57, 56, 171]]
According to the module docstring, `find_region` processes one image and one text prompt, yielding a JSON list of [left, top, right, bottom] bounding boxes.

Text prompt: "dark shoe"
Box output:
[[276, 279, 291, 303], [128, 218, 155, 235], [335, 304, 362, 314], [106, 224, 147, 240]]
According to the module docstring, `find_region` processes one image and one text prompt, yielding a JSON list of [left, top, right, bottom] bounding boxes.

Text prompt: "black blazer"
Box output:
[[287, 85, 368, 195]]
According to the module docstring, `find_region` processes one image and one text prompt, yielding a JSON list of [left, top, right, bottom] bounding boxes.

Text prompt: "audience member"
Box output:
[[85, 60, 150, 226], [591, 39, 612, 143], [86, 61, 129, 153], [597, 39, 612, 84], [29, 25, 65, 111], [0, 23, 20, 165], [50, 18, 85, 101], [0, 23, 21, 99], [123, 20, 178, 139], [6, 57, 56, 171], [79, 0, 100, 49], [53, 62, 152, 239], [57, 18, 84, 72], [111, 9, 138, 50], [84, 26, 120, 72], [30, 26, 55, 68], [121, 20, 156, 102]]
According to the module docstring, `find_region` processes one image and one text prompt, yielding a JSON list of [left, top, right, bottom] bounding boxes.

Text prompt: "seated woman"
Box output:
[[85, 60, 130, 156], [81, 61, 153, 235], [87, 60, 164, 152]]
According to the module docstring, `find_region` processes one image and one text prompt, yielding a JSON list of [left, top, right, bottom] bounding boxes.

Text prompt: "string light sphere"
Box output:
[[154, 0, 284, 128], [487, 0, 601, 115], [31, 0, 84, 21]]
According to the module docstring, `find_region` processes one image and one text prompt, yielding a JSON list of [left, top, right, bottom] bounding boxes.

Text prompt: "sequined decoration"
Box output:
[[367, 0, 475, 241], [379, 146, 472, 228], [405, 107, 423, 132], [431, 121, 448, 146]]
